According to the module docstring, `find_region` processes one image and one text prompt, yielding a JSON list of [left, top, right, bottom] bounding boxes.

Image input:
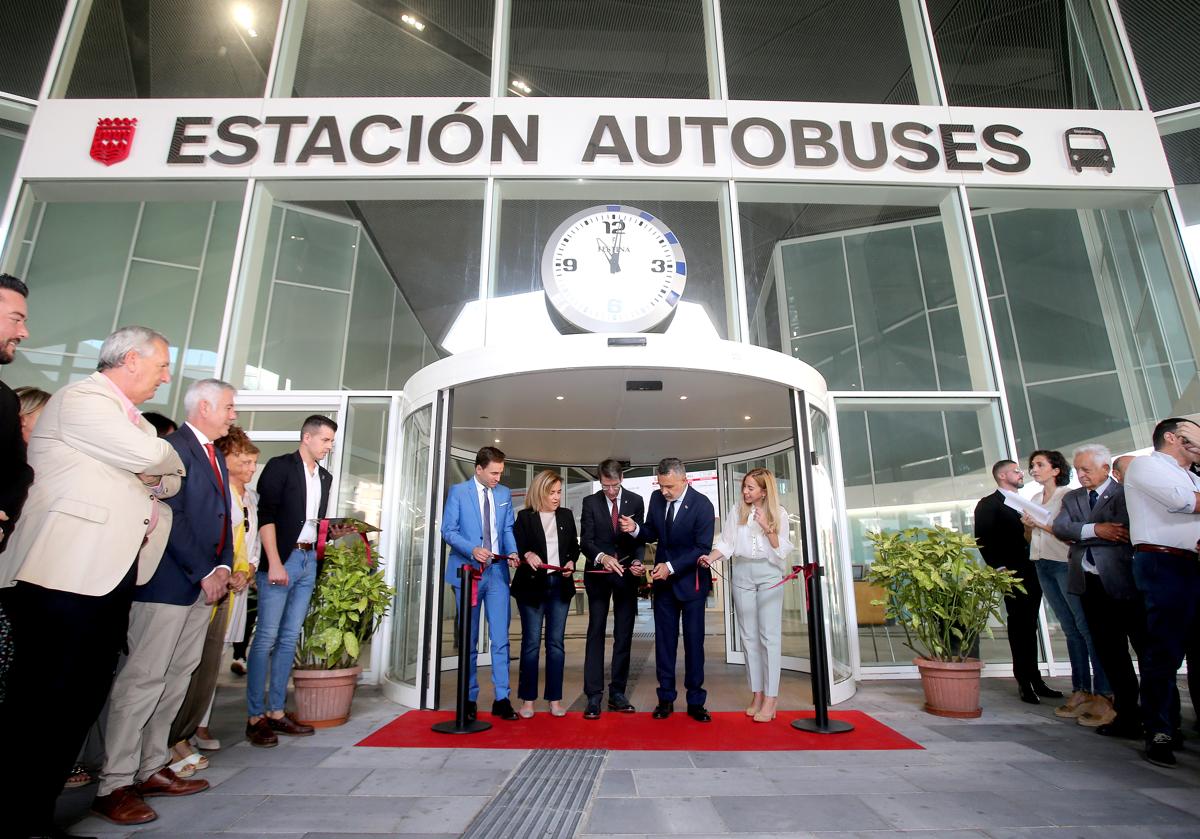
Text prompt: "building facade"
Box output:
[[1, 0, 1199, 703]]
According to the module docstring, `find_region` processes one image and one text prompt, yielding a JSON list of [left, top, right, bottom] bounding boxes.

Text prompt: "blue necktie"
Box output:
[[483, 488, 492, 554], [665, 499, 676, 539], [1088, 490, 1098, 510]]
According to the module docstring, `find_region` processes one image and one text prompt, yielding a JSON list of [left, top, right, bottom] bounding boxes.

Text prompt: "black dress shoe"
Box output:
[[1017, 681, 1040, 704], [465, 700, 477, 722], [1146, 733, 1177, 767], [652, 701, 674, 719], [492, 698, 520, 720], [686, 704, 712, 722], [1032, 681, 1064, 699], [1096, 718, 1142, 739], [584, 698, 602, 720], [608, 693, 635, 713]]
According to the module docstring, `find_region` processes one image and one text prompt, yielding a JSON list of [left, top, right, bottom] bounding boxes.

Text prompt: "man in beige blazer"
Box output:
[[0, 325, 183, 839]]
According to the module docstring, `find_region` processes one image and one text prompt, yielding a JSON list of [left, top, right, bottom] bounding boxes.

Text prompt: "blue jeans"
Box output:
[[1036, 560, 1108, 695], [247, 548, 318, 717], [516, 585, 570, 701], [451, 562, 511, 702]]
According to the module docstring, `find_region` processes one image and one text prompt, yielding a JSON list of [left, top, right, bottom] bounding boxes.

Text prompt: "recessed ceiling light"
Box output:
[[679, 395, 688, 400], [494, 438, 501, 443], [743, 415, 751, 420], [555, 395, 565, 400]]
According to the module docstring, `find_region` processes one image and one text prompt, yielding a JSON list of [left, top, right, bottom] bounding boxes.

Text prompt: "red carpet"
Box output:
[[356, 710, 921, 751]]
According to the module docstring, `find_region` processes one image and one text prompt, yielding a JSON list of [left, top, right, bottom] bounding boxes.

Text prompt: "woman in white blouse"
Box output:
[[701, 468, 792, 722], [1022, 449, 1109, 717]]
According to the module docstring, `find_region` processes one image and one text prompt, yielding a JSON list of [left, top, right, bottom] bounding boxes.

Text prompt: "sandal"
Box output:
[[168, 756, 198, 778], [63, 763, 94, 789]]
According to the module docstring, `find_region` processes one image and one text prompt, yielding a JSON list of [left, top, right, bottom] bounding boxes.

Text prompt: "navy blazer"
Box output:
[[256, 450, 332, 561], [136, 425, 233, 606], [579, 488, 645, 594], [1053, 481, 1136, 600], [635, 486, 715, 602]]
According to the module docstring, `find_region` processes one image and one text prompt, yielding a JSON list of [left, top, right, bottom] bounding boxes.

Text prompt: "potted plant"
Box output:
[[293, 536, 395, 727], [865, 526, 1022, 718]]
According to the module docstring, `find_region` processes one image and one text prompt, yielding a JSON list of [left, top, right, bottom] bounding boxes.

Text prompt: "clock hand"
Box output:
[[609, 231, 623, 274]]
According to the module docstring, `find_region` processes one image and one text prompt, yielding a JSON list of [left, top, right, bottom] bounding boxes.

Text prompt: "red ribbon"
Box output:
[[767, 564, 812, 590], [316, 519, 374, 565]]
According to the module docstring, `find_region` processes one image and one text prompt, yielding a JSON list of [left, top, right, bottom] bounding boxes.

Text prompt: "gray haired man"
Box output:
[[94, 378, 238, 825], [1052, 444, 1142, 738], [0, 325, 184, 838]]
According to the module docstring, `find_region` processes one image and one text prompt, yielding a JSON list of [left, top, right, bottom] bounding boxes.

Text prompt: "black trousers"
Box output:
[[0, 562, 137, 835], [1133, 552, 1197, 737], [583, 581, 637, 699], [1004, 559, 1043, 682], [1080, 571, 1146, 723]]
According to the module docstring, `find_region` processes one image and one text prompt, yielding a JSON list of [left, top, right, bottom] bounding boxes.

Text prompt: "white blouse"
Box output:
[[1030, 485, 1070, 563], [713, 505, 793, 570], [540, 511, 559, 563]]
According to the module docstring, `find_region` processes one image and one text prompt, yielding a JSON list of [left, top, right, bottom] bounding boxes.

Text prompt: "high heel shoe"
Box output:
[[753, 710, 776, 723], [518, 703, 535, 719]]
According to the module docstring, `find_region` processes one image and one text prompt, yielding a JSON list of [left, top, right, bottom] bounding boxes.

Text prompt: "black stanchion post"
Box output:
[[433, 564, 491, 734], [792, 563, 854, 735]]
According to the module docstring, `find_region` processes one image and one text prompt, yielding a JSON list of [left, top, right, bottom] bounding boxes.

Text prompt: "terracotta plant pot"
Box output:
[[293, 664, 363, 728], [913, 657, 983, 718]]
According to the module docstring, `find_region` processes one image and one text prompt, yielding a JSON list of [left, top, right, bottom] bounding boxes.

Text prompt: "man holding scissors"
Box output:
[[579, 459, 645, 720], [441, 446, 520, 721]]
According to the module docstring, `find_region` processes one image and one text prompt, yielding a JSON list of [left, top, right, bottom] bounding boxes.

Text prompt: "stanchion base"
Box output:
[[791, 717, 855, 734], [431, 718, 493, 735]]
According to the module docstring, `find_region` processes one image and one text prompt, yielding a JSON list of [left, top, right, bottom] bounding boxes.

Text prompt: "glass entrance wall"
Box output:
[[388, 404, 432, 689]]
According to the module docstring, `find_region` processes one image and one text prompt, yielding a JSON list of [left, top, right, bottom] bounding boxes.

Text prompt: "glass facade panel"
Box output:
[[288, 0, 492, 97], [1163, 127, 1200, 295], [235, 188, 482, 391], [506, 0, 710, 98], [742, 185, 989, 392], [9, 197, 240, 418], [721, 0, 919, 104], [64, 0, 279, 98], [336, 397, 391, 529], [971, 195, 1200, 455], [1116, 0, 1200, 111], [926, 0, 1130, 109], [0, 1, 68, 98], [836, 398, 1008, 666]]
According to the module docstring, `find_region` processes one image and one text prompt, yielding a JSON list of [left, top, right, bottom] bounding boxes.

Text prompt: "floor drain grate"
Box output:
[[462, 749, 605, 839]]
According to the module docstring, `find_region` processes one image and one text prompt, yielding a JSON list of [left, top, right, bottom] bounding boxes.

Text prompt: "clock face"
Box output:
[[540, 204, 687, 333]]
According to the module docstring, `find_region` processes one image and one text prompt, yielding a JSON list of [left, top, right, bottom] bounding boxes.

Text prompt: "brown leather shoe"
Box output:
[[90, 786, 157, 825], [267, 712, 315, 736], [135, 766, 209, 797], [247, 716, 279, 747]]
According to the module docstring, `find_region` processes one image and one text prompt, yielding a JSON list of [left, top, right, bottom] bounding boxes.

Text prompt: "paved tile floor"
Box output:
[[55, 626, 1200, 837]]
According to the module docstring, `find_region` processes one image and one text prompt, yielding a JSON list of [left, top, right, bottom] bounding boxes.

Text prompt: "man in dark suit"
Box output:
[[94, 379, 237, 825], [1053, 443, 1142, 738], [974, 459, 1061, 705], [246, 414, 342, 747], [620, 458, 715, 722], [579, 458, 645, 720], [0, 273, 32, 552]]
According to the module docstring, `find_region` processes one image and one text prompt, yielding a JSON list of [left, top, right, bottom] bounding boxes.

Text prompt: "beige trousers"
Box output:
[[98, 593, 210, 795]]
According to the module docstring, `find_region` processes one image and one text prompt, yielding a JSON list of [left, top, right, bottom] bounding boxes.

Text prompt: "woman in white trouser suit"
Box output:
[[701, 468, 792, 722]]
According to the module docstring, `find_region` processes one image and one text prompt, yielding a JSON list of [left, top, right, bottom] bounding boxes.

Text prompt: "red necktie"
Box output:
[[204, 443, 227, 557], [611, 497, 619, 532]]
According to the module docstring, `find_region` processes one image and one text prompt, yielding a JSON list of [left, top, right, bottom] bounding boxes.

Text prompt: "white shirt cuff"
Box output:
[[666, 561, 674, 574], [1080, 524, 1096, 540], [203, 565, 231, 580]]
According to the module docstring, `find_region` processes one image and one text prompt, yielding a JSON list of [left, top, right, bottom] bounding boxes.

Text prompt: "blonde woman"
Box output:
[[700, 468, 792, 721], [13, 386, 50, 444], [511, 470, 579, 718]]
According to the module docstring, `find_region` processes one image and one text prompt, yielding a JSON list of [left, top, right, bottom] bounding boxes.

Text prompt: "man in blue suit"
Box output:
[[621, 458, 715, 722], [95, 379, 237, 824], [441, 446, 520, 721]]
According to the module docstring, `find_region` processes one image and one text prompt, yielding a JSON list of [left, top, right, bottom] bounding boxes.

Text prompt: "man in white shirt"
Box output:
[[1122, 417, 1200, 768]]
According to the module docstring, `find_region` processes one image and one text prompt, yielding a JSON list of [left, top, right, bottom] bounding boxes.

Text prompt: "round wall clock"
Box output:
[[540, 204, 687, 333]]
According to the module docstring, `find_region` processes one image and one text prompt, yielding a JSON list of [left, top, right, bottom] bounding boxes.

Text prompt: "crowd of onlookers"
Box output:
[[0, 273, 350, 837], [976, 422, 1200, 769]]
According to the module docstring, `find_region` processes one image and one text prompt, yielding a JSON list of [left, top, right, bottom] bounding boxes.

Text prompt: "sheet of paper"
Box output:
[[1000, 489, 1052, 526]]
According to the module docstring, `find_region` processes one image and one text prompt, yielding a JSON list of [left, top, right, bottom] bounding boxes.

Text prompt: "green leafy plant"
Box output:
[[865, 526, 1023, 663], [297, 538, 395, 670]]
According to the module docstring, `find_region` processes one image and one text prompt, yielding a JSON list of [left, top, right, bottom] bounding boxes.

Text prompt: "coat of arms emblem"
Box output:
[[89, 118, 137, 166]]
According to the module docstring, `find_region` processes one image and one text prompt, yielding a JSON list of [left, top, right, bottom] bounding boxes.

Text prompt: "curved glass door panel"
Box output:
[[809, 407, 854, 690], [718, 444, 809, 671], [387, 404, 432, 699]]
